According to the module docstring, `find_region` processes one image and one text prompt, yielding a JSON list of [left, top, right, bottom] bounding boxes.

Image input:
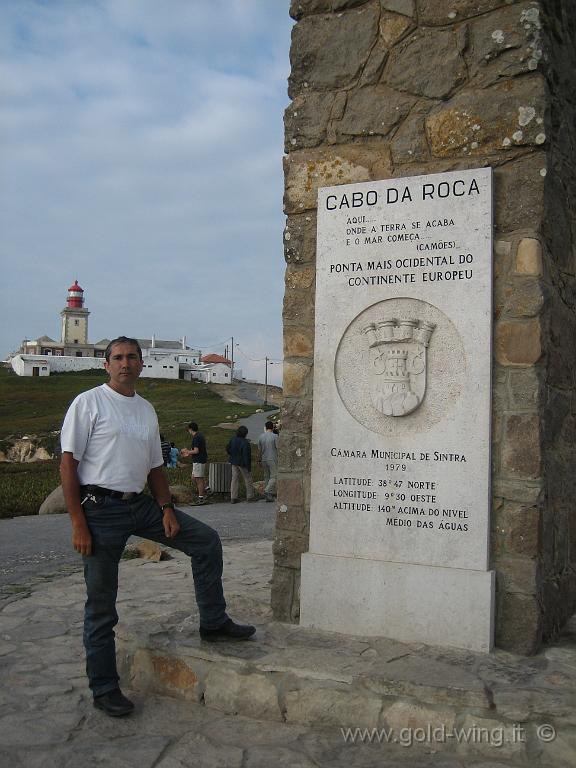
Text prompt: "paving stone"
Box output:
[[0, 711, 84, 747], [201, 713, 307, 747], [53, 736, 171, 768], [155, 732, 243, 768], [244, 744, 318, 768]]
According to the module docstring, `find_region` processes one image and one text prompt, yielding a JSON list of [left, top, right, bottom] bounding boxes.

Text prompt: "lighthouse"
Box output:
[[60, 279, 90, 350]]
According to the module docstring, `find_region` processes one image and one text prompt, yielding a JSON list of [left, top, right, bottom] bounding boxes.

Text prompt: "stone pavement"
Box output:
[[1, 538, 575, 767]]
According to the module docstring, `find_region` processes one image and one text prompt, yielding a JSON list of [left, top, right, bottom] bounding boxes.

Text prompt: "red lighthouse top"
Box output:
[[67, 280, 84, 308]]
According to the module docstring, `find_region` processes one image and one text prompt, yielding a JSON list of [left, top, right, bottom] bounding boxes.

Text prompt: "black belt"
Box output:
[[81, 484, 141, 500]]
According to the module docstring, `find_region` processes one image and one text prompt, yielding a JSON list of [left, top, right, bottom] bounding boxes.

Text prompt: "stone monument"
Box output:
[[274, 0, 576, 655], [300, 168, 494, 651]]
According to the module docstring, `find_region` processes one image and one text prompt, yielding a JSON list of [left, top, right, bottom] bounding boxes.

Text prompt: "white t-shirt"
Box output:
[[60, 384, 164, 492]]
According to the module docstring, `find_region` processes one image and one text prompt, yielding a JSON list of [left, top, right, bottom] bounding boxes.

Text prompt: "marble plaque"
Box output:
[[300, 168, 495, 652]]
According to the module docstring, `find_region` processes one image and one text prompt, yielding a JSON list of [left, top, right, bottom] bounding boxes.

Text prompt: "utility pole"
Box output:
[[230, 336, 234, 381], [264, 356, 268, 406]]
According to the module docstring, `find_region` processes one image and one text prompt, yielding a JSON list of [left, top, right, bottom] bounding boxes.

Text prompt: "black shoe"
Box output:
[[231, 498, 239, 504], [199, 618, 256, 642], [93, 688, 134, 717]]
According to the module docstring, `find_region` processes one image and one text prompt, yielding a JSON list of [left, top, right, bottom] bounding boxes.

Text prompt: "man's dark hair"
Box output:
[[188, 422, 199, 432], [265, 421, 274, 430], [105, 336, 143, 362], [236, 425, 248, 438]]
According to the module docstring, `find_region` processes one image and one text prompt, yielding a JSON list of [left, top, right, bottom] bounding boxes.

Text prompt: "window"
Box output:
[[76, 351, 82, 357], [74, 319, 79, 326], [225, 373, 229, 377]]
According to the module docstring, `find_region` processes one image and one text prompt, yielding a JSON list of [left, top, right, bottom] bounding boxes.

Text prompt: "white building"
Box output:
[[10, 281, 234, 383], [10, 354, 104, 377]]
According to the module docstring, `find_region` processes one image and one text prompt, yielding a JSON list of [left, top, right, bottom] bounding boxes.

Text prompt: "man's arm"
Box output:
[[147, 466, 180, 538], [60, 452, 93, 556]]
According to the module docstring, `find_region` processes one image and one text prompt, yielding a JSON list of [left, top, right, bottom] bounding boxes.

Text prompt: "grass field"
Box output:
[[0, 367, 272, 518]]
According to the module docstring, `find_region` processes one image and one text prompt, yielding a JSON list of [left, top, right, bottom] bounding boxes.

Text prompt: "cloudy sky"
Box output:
[[0, 0, 293, 385]]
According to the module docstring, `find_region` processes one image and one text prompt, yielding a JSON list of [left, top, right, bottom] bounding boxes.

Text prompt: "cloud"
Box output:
[[0, 1, 292, 385]]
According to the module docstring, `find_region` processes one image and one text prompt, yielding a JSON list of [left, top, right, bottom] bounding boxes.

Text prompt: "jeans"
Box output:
[[82, 493, 227, 697], [230, 465, 253, 500]]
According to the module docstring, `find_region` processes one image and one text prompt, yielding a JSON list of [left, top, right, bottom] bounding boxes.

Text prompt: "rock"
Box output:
[[384, 700, 456, 732], [39, 485, 67, 515], [502, 413, 541, 480], [285, 91, 336, 150], [466, 2, 544, 86], [495, 319, 542, 366], [283, 328, 314, 359], [7, 438, 53, 463], [288, 4, 379, 96], [282, 361, 313, 397], [494, 152, 546, 231], [284, 213, 317, 265], [284, 148, 372, 213], [384, 27, 467, 99], [382, 0, 415, 17], [204, 666, 282, 721], [515, 238, 543, 275], [289, 0, 369, 21], [418, 0, 506, 26], [126, 539, 172, 562], [425, 77, 546, 158], [285, 687, 381, 728], [335, 85, 416, 139], [169, 484, 195, 504], [508, 368, 540, 408]]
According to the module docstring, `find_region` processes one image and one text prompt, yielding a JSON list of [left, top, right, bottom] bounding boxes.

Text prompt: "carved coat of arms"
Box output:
[[362, 319, 436, 416]]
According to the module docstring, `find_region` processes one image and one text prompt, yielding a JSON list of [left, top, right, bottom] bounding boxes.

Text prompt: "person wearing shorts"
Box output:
[[185, 422, 208, 504]]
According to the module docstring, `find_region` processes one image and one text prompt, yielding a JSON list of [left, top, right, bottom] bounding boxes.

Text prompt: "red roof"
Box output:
[[68, 280, 83, 292], [201, 354, 231, 366]]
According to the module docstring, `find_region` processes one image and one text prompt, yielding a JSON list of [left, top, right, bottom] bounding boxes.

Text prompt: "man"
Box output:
[[60, 336, 255, 719], [181, 422, 208, 504], [258, 421, 278, 502], [226, 425, 256, 503]]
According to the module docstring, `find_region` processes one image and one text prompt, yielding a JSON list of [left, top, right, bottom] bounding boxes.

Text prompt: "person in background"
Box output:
[[60, 336, 255, 718], [258, 421, 278, 503], [169, 442, 179, 469], [160, 434, 171, 467], [226, 425, 257, 504], [181, 422, 208, 505]]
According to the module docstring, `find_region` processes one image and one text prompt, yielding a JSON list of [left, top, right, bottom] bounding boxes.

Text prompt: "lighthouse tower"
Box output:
[[60, 280, 90, 349]]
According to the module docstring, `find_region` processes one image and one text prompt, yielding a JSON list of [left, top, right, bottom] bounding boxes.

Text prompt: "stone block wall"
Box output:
[[273, 0, 576, 653]]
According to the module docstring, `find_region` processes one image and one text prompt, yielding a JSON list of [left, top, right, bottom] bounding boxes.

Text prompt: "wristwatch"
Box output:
[[160, 502, 175, 513]]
